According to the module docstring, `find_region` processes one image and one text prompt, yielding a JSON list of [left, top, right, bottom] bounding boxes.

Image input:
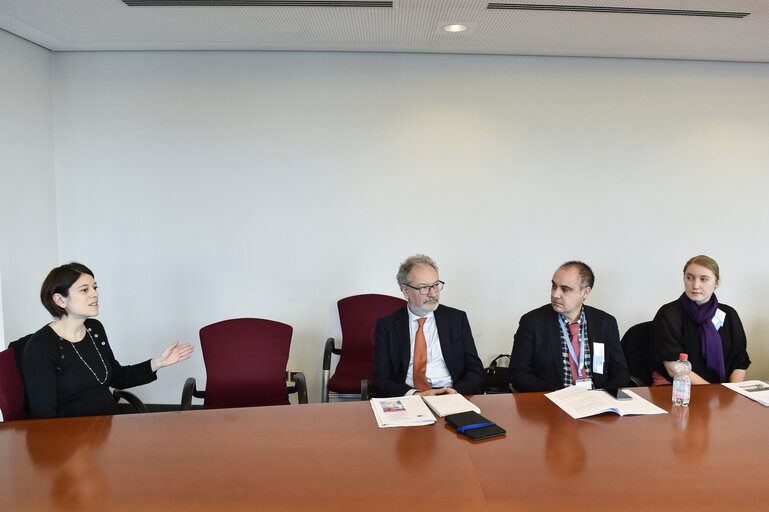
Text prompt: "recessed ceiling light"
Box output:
[[443, 24, 468, 33]]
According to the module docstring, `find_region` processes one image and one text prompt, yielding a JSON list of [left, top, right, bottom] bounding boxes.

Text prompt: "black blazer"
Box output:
[[373, 304, 484, 397], [509, 304, 630, 392]]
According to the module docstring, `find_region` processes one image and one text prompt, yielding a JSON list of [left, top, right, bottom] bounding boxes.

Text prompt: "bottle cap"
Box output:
[[679, 353, 688, 361]]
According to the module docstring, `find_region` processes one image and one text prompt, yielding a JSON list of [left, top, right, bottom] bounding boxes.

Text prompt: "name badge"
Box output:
[[712, 309, 726, 330], [575, 379, 593, 389], [592, 342, 605, 374]]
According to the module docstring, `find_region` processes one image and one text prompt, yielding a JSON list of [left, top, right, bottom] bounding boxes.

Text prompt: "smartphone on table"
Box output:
[[604, 388, 632, 400]]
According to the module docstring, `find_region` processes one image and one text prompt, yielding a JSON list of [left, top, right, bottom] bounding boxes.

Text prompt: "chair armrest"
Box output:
[[288, 371, 308, 404], [181, 377, 205, 410], [360, 379, 370, 401], [113, 389, 149, 414], [322, 338, 338, 403], [628, 376, 644, 387], [323, 338, 341, 370]]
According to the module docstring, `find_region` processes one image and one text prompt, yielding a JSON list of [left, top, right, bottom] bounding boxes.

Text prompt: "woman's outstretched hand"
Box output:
[[151, 342, 194, 372]]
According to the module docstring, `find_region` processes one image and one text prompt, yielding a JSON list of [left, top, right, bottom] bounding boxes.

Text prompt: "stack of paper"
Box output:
[[723, 381, 769, 406], [421, 393, 480, 417], [545, 386, 667, 419], [370, 396, 436, 428]]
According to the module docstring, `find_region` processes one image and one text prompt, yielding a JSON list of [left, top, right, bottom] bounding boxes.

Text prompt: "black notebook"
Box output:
[[444, 411, 506, 440]]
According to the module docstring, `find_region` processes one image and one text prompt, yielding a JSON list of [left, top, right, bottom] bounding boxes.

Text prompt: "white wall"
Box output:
[[0, 30, 58, 345], [46, 51, 769, 403]]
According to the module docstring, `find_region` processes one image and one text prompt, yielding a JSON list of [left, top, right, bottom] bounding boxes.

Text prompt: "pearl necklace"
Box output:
[[67, 328, 109, 385]]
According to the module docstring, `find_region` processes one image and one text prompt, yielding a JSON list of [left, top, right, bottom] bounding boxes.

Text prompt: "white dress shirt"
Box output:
[[405, 308, 452, 394]]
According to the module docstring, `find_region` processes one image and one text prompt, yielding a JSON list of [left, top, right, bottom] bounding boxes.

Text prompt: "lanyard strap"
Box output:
[[558, 314, 585, 378]]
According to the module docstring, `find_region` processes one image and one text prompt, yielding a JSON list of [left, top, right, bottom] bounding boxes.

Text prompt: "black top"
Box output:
[[653, 300, 751, 383], [21, 318, 157, 418]]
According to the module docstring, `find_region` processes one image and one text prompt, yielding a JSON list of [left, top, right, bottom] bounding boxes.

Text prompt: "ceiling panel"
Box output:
[[0, 0, 767, 62]]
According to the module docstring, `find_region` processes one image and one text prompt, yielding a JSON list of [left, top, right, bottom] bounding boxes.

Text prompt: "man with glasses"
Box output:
[[509, 261, 629, 392], [373, 254, 484, 397]]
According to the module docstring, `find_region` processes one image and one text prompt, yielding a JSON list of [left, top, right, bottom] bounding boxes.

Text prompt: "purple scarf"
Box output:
[[678, 292, 726, 382]]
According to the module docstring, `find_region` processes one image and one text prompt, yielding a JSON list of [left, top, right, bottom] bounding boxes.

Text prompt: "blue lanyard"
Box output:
[[558, 314, 585, 378]]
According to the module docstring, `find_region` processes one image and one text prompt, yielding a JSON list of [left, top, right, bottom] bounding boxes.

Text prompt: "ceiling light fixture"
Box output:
[[443, 24, 468, 33]]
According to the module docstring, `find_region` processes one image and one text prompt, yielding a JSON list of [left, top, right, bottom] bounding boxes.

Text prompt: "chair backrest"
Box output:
[[199, 318, 293, 409], [620, 321, 655, 386], [0, 346, 28, 421], [337, 294, 406, 363]]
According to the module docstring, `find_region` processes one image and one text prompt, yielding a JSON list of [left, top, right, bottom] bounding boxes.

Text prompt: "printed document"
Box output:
[[370, 395, 436, 428], [545, 386, 667, 419], [722, 380, 769, 406]]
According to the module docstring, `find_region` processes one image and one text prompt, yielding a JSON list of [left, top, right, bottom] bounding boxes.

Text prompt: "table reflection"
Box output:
[[25, 416, 113, 510], [669, 389, 735, 460], [396, 425, 437, 471], [514, 394, 586, 475]]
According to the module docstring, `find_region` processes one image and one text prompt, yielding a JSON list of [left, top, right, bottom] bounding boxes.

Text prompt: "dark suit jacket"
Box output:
[[373, 304, 484, 397], [509, 304, 630, 392]]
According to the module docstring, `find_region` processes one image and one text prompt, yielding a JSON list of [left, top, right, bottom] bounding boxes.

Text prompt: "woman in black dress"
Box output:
[[22, 262, 193, 418]]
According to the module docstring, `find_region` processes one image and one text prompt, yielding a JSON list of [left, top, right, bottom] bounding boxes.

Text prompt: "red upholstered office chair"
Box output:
[[322, 294, 406, 402], [620, 321, 655, 387], [181, 318, 307, 410], [0, 345, 28, 421]]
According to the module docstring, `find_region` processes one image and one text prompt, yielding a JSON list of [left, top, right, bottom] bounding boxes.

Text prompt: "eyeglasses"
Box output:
[[404, 281, 445, 295]]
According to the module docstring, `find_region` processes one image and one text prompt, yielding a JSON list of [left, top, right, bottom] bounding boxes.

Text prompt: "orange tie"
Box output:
[[413, 317, 431, 391]]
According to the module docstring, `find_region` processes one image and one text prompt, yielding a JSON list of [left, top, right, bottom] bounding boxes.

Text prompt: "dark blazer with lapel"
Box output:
[[373, 304, 484, 398], [509, 304, 630, 392]]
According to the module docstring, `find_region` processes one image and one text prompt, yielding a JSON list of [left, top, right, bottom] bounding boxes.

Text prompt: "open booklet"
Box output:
[[421, 393, 480, 417], [370, 395, 436, 428], [545, 385, 667, 419], [722, 380, 769, 406]]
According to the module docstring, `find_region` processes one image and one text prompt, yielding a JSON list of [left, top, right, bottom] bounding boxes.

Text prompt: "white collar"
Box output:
[[407, 308, 435, 323]]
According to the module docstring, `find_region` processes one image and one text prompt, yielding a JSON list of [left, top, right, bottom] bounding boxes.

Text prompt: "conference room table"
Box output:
[[1, 384, 766, 511]]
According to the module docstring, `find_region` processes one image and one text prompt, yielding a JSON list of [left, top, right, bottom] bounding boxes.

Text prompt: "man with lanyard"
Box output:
[[508, 261, 629, 392], [373, 254, 484, 398]]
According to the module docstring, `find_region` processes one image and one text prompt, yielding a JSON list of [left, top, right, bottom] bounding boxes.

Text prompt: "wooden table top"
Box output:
[[1, 384, 766, 511]]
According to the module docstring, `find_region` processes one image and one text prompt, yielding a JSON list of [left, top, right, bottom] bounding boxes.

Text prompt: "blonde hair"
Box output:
[[684, 255, 720, 281]]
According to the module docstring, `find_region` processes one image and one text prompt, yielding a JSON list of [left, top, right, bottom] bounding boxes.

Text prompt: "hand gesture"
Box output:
[[151, 342, 194, 371]]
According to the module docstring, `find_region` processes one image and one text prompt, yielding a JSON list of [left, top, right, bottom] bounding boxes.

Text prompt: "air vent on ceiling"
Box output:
[[487, 3, 749, 19], [123, 0, 392, 6]]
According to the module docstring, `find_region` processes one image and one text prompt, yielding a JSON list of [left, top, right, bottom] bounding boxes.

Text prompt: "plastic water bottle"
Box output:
[[672, 353, 692, 406]]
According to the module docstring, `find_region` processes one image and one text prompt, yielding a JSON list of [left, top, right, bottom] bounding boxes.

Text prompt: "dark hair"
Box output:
[[40, 262, 95, 318], [559, 261, 595, 289]]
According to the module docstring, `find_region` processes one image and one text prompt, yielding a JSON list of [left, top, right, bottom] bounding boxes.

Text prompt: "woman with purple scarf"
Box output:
[[652, 255, 750, 385]]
